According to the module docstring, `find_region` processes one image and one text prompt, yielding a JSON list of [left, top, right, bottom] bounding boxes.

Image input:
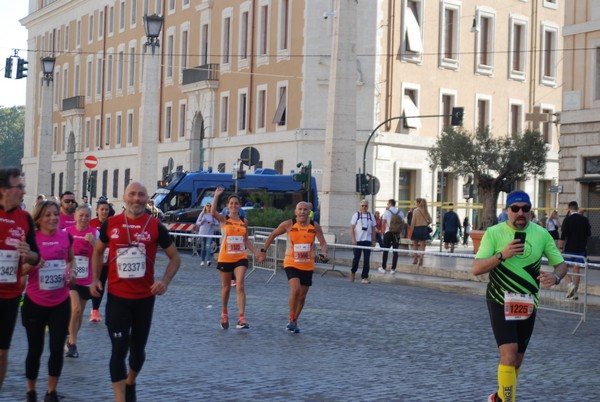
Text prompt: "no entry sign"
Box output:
[[84, 155, 98, 169]]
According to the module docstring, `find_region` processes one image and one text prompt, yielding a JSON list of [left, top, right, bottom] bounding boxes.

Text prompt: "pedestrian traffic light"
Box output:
[[16, 58, 28, 79], [451, 107, 464, 126], [4, 57, 13, 79]]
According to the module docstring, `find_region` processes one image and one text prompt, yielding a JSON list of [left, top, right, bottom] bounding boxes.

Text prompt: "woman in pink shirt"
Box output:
[[22, 201, 75, 402], [65, 205, 98, 359]]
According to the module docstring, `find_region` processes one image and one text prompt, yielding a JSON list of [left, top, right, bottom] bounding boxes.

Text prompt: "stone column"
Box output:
[[137, 45, 161, 189], [37, 79, 53, 197], [320, 0, 358, 243]]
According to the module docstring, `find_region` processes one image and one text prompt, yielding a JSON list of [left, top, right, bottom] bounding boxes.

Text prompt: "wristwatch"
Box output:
[[553, 273, 561, 285], [495, 252, 505, 262], [260, 248, 266, 253]]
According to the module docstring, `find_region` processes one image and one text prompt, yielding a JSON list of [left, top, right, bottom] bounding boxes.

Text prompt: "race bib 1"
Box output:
[[226, 236, 245, 255], [38, 259, 67, 290], [0, 249, 19, 283], [293, 243, 311, 263], [116, 247, 146, 279], [74, 255, 89, 279], [504, 292, 534, 321]]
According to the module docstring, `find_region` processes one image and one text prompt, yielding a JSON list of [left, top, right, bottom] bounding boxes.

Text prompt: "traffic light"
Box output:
[[16, 58, 28, 79], [356, 173, 369, 195], [4, 58, 13, 79], [293, 172, 306, 183], [451, 107, 464, 126]]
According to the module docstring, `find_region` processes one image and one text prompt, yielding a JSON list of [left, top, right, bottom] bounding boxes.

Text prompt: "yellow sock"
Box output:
[[498, 364, 517, 402]]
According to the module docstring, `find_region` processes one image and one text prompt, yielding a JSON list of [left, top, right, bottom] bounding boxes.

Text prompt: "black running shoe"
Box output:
[[44, 391, 61, 402], [26, 390, 37, 402]]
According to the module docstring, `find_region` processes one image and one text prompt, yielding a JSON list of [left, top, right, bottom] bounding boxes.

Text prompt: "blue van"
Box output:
[[152, 169, 318, 223]]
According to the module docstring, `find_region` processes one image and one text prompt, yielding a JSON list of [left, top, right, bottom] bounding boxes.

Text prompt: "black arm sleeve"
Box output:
[[158, 222, 174, 249], [25, 213, 40, 265], [26, 214, 39, 253], [99, 220, 110, 244]]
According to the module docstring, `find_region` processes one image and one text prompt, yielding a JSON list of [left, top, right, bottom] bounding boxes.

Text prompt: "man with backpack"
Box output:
[[378, 199, 405, 274]]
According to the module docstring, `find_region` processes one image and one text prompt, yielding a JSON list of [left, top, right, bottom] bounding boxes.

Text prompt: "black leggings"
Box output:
[[0, 296, 20, 349], [106, 293, 155, 382], [21, 295, 70, 379], [91, 265, 109, 310]]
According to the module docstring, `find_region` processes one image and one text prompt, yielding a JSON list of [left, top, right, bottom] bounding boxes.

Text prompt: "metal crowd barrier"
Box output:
[[169, 231, 590, 332], [245, 232, 285, 283], [538, 253, 588, 334]]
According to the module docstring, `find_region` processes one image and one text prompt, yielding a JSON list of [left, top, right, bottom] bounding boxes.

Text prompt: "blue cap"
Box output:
[[506, 191, 531, 209]]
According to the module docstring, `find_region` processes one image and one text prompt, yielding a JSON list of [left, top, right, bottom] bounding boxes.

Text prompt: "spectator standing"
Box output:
[[462, 217, 471, 246], [442, 204, 461, 253], [410, 198, 432, 266], [545, 210, 560, 247], [349, 200, 376, 283], [195, 203, 219, 266], [498, 208, 509, 223], [378, 199, 404, 274], [0, 168, 40, 393], [374, 211, 383, 248], [559, 201, 591, 300]]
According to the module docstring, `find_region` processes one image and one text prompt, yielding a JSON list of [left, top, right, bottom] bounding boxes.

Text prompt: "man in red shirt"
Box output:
[[0, 168, 40, 392], [91, 181, 180, 402]]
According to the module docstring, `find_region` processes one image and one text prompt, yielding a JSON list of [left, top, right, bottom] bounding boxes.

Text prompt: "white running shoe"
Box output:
[[378, 267, 385, 274]]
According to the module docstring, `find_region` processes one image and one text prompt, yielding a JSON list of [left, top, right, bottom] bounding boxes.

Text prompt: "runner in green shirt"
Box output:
[[472, 190, 568, 402]]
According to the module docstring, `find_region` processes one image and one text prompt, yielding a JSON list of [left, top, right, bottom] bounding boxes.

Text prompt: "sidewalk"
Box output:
[[315, 239, 600, 307]]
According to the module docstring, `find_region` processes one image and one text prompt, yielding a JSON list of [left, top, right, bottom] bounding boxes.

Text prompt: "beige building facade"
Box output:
[[372, 0, 563, 227], [561, 0, 600, 253], [20, 0, 378, 212], [20, 0, 563, 231]]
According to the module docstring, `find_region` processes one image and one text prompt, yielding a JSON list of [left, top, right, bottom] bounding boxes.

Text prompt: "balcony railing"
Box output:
[[182, 64, 219, 85], [62, 95, 84, 111]]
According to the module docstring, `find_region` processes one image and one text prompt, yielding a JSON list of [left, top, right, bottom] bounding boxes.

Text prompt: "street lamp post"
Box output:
[[38, 56, 56, 198]]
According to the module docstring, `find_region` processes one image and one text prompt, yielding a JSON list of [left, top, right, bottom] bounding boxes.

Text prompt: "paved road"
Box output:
[[2, 252, 599, 401]]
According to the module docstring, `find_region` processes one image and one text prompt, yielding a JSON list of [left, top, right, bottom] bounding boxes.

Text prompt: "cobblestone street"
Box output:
[[2, 252, 599, 401]]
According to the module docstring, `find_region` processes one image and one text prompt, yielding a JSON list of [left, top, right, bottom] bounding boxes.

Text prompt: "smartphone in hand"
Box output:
[[514, 232, 526, 254]]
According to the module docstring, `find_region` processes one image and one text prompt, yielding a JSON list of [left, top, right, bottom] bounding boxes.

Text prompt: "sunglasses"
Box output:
[[509, 204, 531, 213], [62, 199, 76, 204]]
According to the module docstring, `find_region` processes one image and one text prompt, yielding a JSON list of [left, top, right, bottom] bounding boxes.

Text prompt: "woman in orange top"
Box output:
[[259, 201, 328, 333], [211, 186, 260, 330]]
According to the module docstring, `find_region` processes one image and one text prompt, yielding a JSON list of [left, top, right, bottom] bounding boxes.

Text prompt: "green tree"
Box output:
[[428, 126, 548, 229], [0, 106, 25, 168]]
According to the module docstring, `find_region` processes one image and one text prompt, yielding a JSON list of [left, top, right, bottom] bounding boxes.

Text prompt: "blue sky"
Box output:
[[0, 2, 28, 107]]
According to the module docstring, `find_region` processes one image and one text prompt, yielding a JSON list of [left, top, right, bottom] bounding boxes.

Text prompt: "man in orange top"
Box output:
[[259, 201, 328, 333]]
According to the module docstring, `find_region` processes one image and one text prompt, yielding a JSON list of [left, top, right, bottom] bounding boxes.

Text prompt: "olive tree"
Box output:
[[428, 126, 548, 229]]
